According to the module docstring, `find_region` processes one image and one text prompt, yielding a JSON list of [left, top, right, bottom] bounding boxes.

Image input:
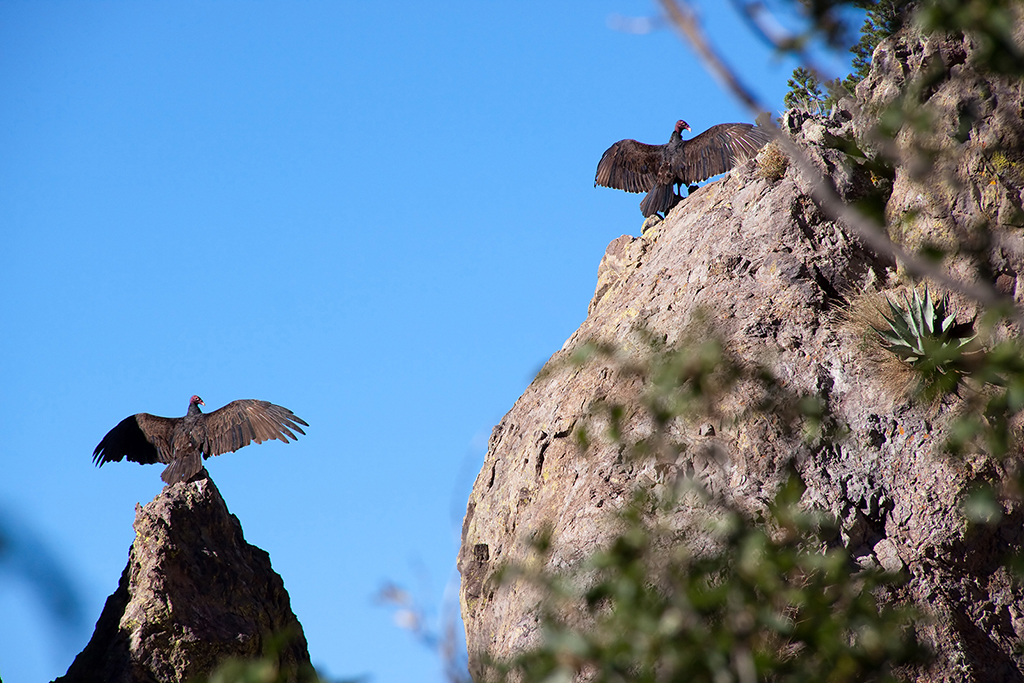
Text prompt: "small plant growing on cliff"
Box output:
[[783, 67, 842, 113], [873, 286, 976, 396], [756, 141, 789, 182], [845, 0, 915, 88]]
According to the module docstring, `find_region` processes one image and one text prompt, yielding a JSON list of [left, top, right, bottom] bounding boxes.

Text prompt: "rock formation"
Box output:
[[458, 20, 1024, 683], [56, 473, 312, 683], [853, 18, 1024, 281]]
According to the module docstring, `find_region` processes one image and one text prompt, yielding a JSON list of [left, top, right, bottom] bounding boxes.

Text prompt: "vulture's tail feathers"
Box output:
[[161, 453, 203, 485], [639, 183, 679, 217]]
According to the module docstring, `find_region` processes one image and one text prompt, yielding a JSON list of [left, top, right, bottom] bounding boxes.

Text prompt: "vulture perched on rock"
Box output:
[[93, 395, 308, 484], [595, 120, 772, 217]]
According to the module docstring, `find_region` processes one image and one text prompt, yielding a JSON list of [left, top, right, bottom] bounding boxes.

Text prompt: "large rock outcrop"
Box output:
[[458, 20, 1024, 683], [57, 473, 311, 683]]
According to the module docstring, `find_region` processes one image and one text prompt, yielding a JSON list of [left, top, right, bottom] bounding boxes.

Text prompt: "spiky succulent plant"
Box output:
[[874, 286, 976, 395]]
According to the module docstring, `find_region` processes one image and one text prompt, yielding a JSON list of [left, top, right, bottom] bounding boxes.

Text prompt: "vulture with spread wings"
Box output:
[[595, 120, 771, 217], [93, 395, 308, 484]]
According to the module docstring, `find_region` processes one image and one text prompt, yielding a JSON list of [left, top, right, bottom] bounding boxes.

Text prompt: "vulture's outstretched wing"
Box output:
[[595, 139, 663, 194], [672, 123, 771, 185], [93, 413, 178, 466], [199, 399, 308, 459]]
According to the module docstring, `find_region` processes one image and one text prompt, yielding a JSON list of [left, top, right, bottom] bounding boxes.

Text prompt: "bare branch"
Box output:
[[658, 0, 763, 113], [727, 0, 844, 86]]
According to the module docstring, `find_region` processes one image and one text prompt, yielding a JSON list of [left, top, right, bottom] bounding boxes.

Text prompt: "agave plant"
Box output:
[[874, 286, 976, 395]]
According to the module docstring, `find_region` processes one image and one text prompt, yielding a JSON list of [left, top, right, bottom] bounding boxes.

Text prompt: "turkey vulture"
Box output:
[[93, 395, 308, 484], [595, 120, 772, 217]]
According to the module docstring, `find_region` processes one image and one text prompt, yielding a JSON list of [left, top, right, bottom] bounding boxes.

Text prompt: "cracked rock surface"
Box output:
[[56, 473, 311, 683]]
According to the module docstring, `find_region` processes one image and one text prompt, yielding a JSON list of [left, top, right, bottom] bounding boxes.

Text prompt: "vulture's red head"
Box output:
[[675, 120, 691, 134], [190, 395, 205, 407]]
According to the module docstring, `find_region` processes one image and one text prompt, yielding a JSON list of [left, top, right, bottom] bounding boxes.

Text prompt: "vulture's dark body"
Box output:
[[93, 396, 307, 484], [595, 121, 772, 217]]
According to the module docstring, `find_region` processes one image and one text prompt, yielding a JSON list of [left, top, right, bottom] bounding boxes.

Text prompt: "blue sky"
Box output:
[[0, 2, 857, 681]]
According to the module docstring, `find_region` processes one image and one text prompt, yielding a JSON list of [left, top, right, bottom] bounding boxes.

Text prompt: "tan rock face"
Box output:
[[57, 474, 311, 683], [459, 27, 1024, 682], [856, 25, 1024, 288]]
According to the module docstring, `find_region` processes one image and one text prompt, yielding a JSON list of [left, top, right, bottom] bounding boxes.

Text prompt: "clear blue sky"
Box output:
[[0, 2, 856, 681]]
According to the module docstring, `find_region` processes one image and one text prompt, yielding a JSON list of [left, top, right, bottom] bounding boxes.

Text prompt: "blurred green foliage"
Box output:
[[494, 476, 925, 683], [490, 332, 928, 682], [201, 629, 336, 683]]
